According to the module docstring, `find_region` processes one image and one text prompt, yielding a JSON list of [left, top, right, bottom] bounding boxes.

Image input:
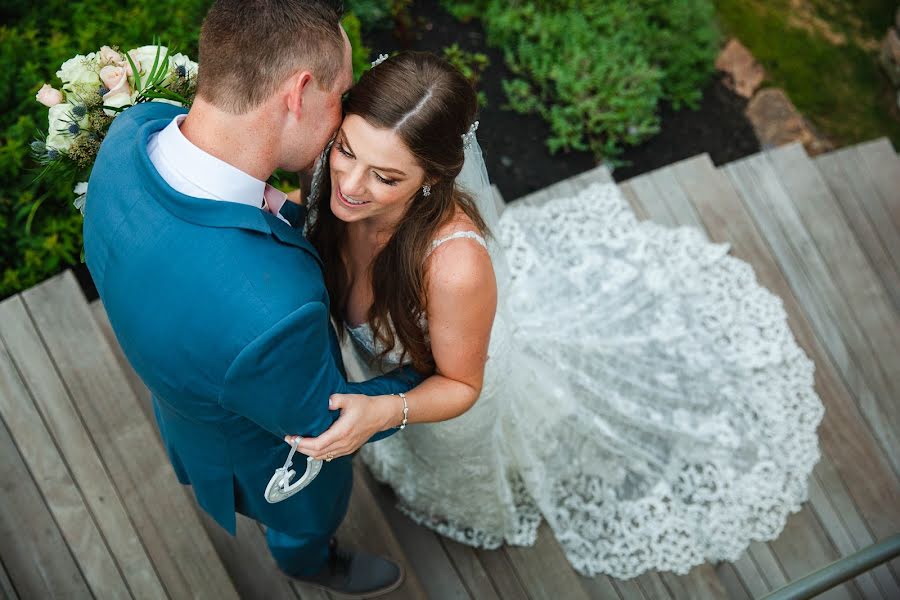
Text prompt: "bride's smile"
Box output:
[[328, 114, 429, 227]]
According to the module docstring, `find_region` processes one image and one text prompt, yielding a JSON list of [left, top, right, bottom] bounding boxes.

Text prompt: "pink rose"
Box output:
[[35, 83, 64, 107], [100, 65, 132, 114], [100, 65, 128, 93], [98, 45, 124, 66]]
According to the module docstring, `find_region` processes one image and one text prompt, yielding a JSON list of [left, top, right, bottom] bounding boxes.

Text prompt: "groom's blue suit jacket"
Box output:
[[84, 102, 418, 536]]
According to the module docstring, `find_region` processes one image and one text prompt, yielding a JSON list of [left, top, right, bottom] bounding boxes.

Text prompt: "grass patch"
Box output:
[[715, 0, 900, 147]]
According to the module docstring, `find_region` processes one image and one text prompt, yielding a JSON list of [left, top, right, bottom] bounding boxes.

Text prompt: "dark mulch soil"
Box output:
[[368, 0, 760, 197]]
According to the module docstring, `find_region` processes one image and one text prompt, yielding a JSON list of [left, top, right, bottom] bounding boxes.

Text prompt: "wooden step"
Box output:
[[814, 140, 900, 311], [623, 152, 900, 598], [512, 165, 613, 206], [676, 152, 900, 597], [90, 298, 429, 600], [0, 270, 238, 599], [723, 144, 900, 480]]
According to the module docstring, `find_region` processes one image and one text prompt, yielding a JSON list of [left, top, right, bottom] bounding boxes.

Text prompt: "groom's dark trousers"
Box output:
[[84, 102, 419, 575]]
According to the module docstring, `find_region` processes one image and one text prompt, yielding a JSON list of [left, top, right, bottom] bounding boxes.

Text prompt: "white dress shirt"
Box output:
[[148, 114, 289, 224]]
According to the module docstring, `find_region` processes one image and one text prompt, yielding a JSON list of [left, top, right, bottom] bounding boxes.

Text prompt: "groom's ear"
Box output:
[[286, 71, 314, 117]]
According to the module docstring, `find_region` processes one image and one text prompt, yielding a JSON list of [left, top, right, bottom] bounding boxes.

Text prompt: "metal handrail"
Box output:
[[761, 533, 900, 600]]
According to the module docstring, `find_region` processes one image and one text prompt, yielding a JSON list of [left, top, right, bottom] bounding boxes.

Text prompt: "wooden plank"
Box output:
[[659, 566, 727, 600], [0, 412, 91, 599], [474, 548, 529, 599], [19, 272, 237, 599], [440, 539, 501, 600], [678, 152, 900, 530], [199, 513, 299, 600], [0, 295, 166, 598], [813, 458, 900, 593], [634, 572, 677, 600], [620, 174, 679, 227], [769, 142, 900, 405], [0, 557, 17, 600], [807, 471, 891, 598], [815, 152, 900, 311], [675, 153, 900, 588], [513, 165, 613, 206], [0, 313, 131, 598], [856, 138, 900, 240], [620, 163, 760, 600], [89, 301, 153, 419], [360, 467, 472, 600], [338, 463, 429, 599], [602, 576, 646, 600], [90, 299, 298, 600], [503, 523, 592, 600], [723, 152, 900, 477], [769, 507, 859, 599], [633, 156, 870, 597], [714, 562, 753, 600]]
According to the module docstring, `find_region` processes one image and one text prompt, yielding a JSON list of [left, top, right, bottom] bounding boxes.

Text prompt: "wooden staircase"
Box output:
[[0, 137, 897, 599]]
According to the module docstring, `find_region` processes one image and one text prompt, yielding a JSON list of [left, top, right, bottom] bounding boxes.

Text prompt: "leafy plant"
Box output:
[[442, 43, 490, 107], [441, 0, 719, 159], [343, 12, 370, 80], [1, 0, 213, 299]]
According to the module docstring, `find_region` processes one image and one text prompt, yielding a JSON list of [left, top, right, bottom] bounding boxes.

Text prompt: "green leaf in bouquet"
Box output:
[[148, 44, 165, 87], [126, 51, 142, 93], [142, 88, 188, 105]]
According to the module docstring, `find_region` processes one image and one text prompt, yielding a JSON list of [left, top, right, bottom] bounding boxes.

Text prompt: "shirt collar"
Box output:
[[155, 114, 266, 207]]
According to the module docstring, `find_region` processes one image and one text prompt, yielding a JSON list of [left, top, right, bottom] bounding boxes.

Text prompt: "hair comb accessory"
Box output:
[[371, 53, 389, 68], [462, 121, 479, 150]]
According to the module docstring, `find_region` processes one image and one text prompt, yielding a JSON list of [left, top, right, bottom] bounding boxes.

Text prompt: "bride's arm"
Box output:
[[292, 238, 497, 460], [395, 237, 498, 422]]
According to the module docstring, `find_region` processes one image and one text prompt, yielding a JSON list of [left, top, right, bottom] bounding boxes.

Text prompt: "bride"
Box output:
[[290, 51, 825, 579]]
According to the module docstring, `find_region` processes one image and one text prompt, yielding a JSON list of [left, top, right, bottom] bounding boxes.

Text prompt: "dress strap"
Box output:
[[427, 231, 487, 258]]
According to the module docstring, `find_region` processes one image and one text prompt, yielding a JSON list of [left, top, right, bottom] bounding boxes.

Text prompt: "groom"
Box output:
[[83, 1, 418, 597]]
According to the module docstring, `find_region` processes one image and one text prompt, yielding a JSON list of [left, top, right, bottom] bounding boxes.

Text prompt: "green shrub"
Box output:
[[442, 44, 490, 107], [1, 2, 371, 298], [0, 0, 214, 299], [442, 0, 719, 159]]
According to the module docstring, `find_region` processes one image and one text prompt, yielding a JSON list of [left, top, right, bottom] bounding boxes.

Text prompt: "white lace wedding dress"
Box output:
[[339, 181, 824, 579]]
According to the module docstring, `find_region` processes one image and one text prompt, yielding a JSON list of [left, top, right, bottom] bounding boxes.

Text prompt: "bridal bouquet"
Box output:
[[32, 41, 197, 213]]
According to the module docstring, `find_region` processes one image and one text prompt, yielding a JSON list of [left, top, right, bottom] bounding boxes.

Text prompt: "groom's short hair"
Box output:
[[197, 0, 346, 114]]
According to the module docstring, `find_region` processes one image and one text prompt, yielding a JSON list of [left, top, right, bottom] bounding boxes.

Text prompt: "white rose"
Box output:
[[102, 70, 134, 116], [73, 181, 88, 215], [56, 53, 100, 87], [46, 103, 75, 152], [128, 45, 169, 76]]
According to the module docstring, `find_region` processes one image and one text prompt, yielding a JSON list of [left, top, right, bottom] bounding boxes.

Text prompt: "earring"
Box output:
[[422, 184, 431, 197]]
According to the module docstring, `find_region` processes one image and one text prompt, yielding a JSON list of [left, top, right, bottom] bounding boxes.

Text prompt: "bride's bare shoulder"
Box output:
[[425, 212, 495, 301]]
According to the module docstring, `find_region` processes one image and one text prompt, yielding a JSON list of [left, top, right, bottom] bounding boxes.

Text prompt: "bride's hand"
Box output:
[[285, 394, 398, 461]]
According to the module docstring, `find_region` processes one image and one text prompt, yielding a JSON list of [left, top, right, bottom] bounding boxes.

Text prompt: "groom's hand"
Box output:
[[286, 394, 400, 460]]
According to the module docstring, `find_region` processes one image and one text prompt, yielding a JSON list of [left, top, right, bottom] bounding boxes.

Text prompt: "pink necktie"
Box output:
[[261, 184, 288, 217]]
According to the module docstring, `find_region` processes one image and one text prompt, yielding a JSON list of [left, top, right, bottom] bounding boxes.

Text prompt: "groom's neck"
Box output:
[[179, 97, 278, 182]]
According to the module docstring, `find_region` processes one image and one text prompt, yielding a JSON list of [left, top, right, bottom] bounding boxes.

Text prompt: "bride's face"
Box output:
[[328, 114, 427, 225]]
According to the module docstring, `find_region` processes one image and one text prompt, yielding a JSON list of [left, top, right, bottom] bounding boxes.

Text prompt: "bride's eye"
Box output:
[[374, 172, 398, 186], [336, 142, 353, 158]]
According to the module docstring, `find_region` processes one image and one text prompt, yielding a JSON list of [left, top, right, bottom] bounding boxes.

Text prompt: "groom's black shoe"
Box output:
[[288, 538, 404, 598]]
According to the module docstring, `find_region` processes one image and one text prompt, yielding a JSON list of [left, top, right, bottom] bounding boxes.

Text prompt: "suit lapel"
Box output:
[[134, 117, 323, 269]]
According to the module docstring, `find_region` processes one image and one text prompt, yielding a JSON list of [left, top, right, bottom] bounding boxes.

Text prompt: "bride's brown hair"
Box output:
[[307, 51, 488, 374]]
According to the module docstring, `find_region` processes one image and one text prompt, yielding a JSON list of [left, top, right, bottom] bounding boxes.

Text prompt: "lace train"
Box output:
[[347, 182, 825, 579]]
